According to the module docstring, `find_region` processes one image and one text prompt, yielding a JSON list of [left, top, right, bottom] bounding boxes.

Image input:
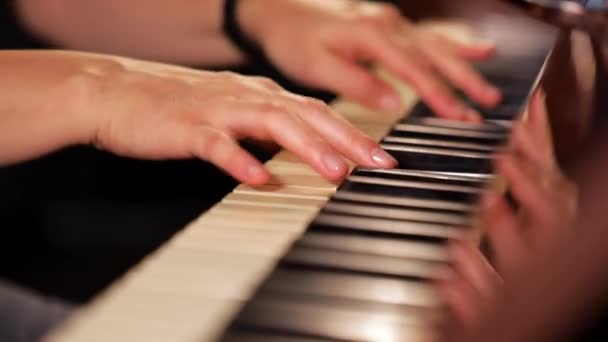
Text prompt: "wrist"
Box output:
[[56, 55, 126, 147]]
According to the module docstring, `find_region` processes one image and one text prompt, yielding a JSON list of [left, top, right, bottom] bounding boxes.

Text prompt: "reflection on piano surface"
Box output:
[[46, 6, 560, 342]]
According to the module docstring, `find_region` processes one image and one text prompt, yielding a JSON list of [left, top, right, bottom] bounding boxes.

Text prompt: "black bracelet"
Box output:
[[222, 0, 264, 59]]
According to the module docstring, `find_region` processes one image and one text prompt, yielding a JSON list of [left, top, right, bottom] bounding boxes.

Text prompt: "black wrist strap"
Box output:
[[222, 0, 264, 59]]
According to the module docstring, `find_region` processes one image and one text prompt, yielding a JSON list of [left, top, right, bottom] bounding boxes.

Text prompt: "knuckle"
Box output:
[[354, 3, 402, 28], [258, 100, 287, 114], [305, 98, 331, 113], [255, 101, 290, 122], [200, 130, 230, 159], [377, 4, 402, 20], [254, 76, 281, 90]]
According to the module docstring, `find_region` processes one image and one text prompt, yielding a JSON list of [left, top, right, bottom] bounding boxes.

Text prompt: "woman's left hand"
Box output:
[[238, 0, 502, 120]]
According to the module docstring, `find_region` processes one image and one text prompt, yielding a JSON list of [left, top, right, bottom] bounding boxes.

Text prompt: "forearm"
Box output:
[[15, 0, 248, 66], [0, 50, 106, 165]]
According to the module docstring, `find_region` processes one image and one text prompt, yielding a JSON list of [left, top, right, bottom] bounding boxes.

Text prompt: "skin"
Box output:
[[0, 50, 397, 184], [434, 89, 579, 331], [447, 138, 608, 342], [16, 0, 501, 119]]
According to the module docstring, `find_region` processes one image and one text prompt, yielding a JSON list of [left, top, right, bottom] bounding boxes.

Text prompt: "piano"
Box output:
[[45, 5, 561, 342]]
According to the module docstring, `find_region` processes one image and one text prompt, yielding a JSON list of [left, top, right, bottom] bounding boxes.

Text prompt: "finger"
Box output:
[[510, 122, 555, 171], [430, 33, 497, 61], [449, 241, 503, 300], [434, 277, 482, 328], [525, 88, 556, 166], [188, 127, 270, 185], [259, 106, 350, 181], [285, 95, 397, 168], [416, 35, 502, 108], [354, 27, 472, 120], [480, 190, 527, 273], [313, 50, 403, 112], [214, 99, 352, 181], [498, 154, 572, 235], [495, 153, 548, 214]]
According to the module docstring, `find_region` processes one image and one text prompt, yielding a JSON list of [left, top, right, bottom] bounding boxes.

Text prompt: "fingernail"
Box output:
[[371, 148, 397, 168], [248, 164, 268, 179], [322, 154, 348, 175], [379, 93, 402, 112]]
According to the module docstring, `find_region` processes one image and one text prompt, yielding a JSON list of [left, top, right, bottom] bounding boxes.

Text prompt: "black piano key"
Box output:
[[353, 168, 491, 188], [381, 144, 494, 174], [406, 104, 515, 132], [389, 124, 508, 145], [260, 269, 440, 307], [382, 135, 500, 153], [311, 213, 461, 240], [485, 74, 538, 92], [331, 190, 475, 213], [282, 245, 448, 280], [467, 101, 524, 121], [406, 111, 509, 132], [321, 201, 471, 226], [221, 329, 329, 342], [228, 293, 436, 341], [297, 231, 449, 262], [341, 175, 481, 203]]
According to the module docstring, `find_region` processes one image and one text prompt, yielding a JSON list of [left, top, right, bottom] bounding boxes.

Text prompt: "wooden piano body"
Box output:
[[45, 1, 596, 340]]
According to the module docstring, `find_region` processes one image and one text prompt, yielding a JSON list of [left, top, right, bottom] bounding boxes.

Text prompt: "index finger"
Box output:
[[355, 26, 474, 121]]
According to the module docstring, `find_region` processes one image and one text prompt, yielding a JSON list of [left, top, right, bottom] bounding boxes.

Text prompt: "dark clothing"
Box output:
[[0, 281, 72, 342]]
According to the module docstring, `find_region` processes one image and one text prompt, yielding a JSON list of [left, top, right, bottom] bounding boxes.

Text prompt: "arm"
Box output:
[[0, 50, 97, 164], [0, 50, 396, 184], [15, 0, 245, 66], [15, 0, 501, 119]]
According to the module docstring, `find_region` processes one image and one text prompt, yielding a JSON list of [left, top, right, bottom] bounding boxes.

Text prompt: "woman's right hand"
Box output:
[[73, 53, 396, 185]]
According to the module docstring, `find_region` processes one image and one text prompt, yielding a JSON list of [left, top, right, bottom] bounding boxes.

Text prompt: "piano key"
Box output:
[[312, 213, 461, 240], [207, 207, 318, 226], [282, 245, 449, 280], [382, 136, 500, 152], [297, 231, 448, 262], [172, 226, 297, 257], [392, 123, 509, 141], [260, 268, 441, 307], [348, 175, 482, 194], [353, 168, 491, 187], [228, 295, 435, 341], [223, 192, 327, 208], [331, 190, 475, 212], [222, 329, 329, 342], [343, 175, 481, 203], [322, 201, 471, 226], [381, 144, 494, 173], [197, 213, 314, 233], [406, 115, 510, 133], [233, 184, 333, 200], [215, 201, 320, 213]]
